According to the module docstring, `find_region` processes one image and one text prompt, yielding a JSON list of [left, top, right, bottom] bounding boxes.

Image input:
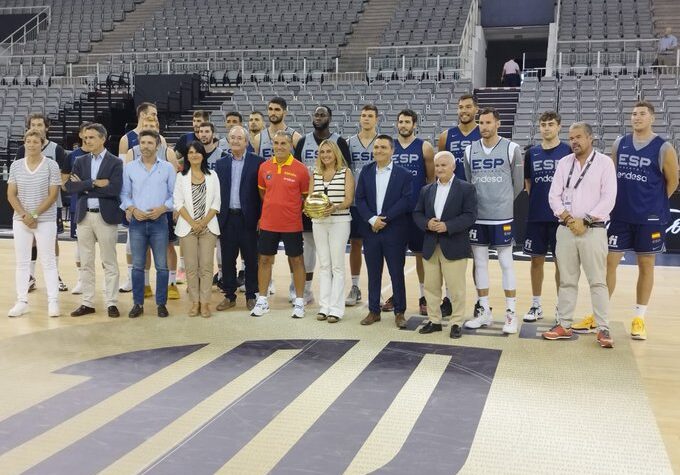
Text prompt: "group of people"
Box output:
[[6, 94, 678, 349]]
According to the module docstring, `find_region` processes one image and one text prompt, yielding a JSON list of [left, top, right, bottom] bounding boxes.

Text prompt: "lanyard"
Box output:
[[566, 151, 595, 190]]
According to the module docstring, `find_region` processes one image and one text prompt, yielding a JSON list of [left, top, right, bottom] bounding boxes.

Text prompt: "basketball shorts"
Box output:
[[607, 220, 666, 254], [469, 222, 513, 248]]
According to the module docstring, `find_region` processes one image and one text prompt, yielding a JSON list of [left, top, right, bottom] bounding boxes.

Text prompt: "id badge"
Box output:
[[563, 189, 573, 213]]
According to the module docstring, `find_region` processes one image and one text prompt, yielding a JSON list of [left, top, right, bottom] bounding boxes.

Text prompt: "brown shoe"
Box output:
[[360, 312, 381, 325], [188, 303, 199, 317], [395, 313, 407, 328], [597, 329, 614, 348], [216, 298, 236, 311], [200, 303, 212, 318], [246, 298, 256, 311]]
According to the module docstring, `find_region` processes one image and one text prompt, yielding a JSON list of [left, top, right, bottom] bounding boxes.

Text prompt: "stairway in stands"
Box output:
[[163, 91, 232, 146], [474, 87, 520, 139]]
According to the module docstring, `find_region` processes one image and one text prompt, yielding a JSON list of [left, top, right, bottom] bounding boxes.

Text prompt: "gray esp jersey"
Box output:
[[464, 137, 523, 223], [207, 146, 224, 171], [259, 126, 296, 160], [348, 134, 376, 177], [300, 132, 341, 174], [132, 143, 169, 162]]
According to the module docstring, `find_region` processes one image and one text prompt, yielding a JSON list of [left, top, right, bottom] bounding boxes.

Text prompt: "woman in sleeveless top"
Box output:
[[309, 140, 355, 322], [174, 141, 221, 318]]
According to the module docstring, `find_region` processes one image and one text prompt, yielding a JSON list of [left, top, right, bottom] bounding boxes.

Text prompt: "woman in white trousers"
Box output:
[[309, 140, 354, 322], [6, 130, 62, 317]]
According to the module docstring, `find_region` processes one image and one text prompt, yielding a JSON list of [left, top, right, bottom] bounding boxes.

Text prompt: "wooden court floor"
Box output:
[[0, 238, 678, 473]]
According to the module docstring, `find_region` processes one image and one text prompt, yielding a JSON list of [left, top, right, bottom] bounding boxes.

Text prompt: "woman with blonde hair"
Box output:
[[308, 140, 354, 322]]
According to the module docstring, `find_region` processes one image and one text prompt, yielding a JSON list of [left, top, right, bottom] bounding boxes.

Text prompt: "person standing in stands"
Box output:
[[501, 57, 521, 87]]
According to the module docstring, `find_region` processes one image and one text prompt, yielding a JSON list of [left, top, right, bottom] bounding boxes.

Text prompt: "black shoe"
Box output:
[[440, 297, 452, 317], [236, 270, 245, 287], [108, 306, 120, 318], [157, 304, 169, 318], [70, 305, 96, 317], [450, 324, 463, 339], [128, 304, 143, 318], [419, 321, 442, 334]]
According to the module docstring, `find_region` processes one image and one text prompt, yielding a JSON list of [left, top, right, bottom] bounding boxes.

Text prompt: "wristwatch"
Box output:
[[583, 214, 594, 227], [31, 212, 38, 219]]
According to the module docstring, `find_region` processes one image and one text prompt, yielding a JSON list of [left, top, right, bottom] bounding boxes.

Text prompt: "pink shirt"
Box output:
[[549, 150, 617, 221]]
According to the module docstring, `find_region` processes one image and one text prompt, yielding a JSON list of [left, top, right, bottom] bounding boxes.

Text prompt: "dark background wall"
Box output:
[[481, 0, 555, 27], [485, 38, 548, 86], [0, 14, 35, 42]]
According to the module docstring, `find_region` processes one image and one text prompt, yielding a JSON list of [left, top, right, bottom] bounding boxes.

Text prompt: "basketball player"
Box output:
[[381, 109, 435, 316], [248, 111, 265, 142], [463, 108, 524, 334], [252, 97, 301, 159], [438, 94, 481, 181], [16, 113, 70, 292], [522, 111, 571, 322], [175, 110, 210, 159], [218, 111, 255, 157], [346, 104, 379, 306], [118, 102, 160, 157], [196, 122, 224, 170], [572, 101, 679, 340], [294, 105, 352, 304]]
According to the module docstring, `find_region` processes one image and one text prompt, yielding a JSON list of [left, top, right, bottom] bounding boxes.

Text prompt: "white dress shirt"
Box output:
[[434, 178, 453, 219], [369, 161, 393, 226]]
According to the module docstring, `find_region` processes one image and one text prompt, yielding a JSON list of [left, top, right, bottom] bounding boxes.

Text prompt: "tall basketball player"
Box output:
[[382, 109, 435, 316], [252, 97, 301, 159], [118, 102, 160, 157], [174, 110, 210, 160], [522, 111, 571, 322], [463, 108, 524, 334], [438, 94, 481, 181], [572, 101, 678, 340], [346, 104, 379, 306]]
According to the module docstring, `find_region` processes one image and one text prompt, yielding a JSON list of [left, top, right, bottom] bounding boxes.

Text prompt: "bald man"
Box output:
[[413, 151, 477, 338]]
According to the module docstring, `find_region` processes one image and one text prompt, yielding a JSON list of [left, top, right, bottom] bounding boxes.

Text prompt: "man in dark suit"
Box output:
[[355, 134, 413, 328], [64, 123, 124, 318], [215, 125, 264, 311], [413, 151, 477, 338]]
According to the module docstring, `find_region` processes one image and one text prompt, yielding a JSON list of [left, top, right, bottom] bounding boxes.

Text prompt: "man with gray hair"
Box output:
[[543, 122, 617, 348], [657, 27, 678, 67], [413, 151, 477, 338]]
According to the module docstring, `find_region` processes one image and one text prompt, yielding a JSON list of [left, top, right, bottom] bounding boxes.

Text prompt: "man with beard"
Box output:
[[438, 94, 481, 182], [175, 110, 210, 160], [294, 105, 351, 305], [248, 111, 265, 142], [252, 97, 301, 159], [381, 109, 435, 317], [196, 122, 224, 170]]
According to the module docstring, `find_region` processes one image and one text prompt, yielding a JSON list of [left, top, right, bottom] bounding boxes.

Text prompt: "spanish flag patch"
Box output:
[[503, 224, 512, 232], [651, 232, 661, 239]]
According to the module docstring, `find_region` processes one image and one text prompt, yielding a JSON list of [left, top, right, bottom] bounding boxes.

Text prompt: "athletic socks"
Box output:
[[634, 304, 647, 318], [532, 296, 541, 307], [351, 275, 359, 287], [506, 297, 517, 313], [479, 296, 490, 312]]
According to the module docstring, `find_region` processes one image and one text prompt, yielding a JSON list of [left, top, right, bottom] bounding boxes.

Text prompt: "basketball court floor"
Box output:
[[0, 238, 678, 474]]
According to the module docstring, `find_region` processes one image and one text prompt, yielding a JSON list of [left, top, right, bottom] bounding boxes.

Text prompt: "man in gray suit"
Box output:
[[64, 123, 124, 318], [413, 151, 477, 338]]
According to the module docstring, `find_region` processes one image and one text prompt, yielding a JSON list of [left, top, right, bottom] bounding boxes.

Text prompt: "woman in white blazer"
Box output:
[[174, 141, 221, 318]]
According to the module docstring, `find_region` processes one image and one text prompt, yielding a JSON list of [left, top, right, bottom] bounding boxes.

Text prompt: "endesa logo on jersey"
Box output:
[[471, 158, 504, 170]]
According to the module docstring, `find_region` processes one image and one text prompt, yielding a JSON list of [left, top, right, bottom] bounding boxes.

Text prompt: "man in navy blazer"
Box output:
[[215, 125, 264, 311], [413, 151, 477, 338], [355, 134, 413, 328], [63, 123, 124, 318]]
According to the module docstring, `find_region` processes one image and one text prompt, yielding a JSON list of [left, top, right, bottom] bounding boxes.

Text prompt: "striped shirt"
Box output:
[[312, 167, 351, 223], [8, 157, 62, 222], [191, 181, 207, 220]]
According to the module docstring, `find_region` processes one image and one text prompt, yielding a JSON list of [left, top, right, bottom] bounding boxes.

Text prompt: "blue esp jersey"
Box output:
[[612, 134, 670, 225], [525, 142, 572, 222], [392, 137, 427, 210], [125, 130, 139, 149], [444, 125, 481, 181]]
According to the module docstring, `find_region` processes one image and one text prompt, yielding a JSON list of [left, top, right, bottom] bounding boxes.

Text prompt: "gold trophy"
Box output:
[[303, 191, 332, 218]]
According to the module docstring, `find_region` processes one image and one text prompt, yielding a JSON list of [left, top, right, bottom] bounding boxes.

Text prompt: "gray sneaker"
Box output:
[[345, 285, 362, 306]]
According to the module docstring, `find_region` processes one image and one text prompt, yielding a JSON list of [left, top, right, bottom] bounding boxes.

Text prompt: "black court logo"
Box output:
[[0, 340, 501, 474]]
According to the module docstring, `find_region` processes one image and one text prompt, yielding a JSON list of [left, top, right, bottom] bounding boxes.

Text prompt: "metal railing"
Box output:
[[0, 6, 50, 57]]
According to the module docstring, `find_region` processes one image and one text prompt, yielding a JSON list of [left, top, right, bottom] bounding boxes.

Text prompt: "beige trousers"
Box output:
[[555, 225, 609, 330], [180, 230, 218, 304], [77, 211, 119, 308], [423, 245, 467, 325]]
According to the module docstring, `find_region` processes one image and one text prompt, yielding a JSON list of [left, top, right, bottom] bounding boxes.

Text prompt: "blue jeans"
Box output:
[[129, 214, 169, 305]]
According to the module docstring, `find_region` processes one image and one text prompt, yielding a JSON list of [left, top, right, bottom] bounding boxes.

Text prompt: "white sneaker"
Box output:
[[8, 301, 28, 317], [291, 301, 305, 319], [268, 280, 276, 295], [502, 309, 518, 334], [303, 289, 314, 305], [119, 280, 132, 293], [250, 297, 270, 317], [345, 285, 361, 306], [288, 282, 296, 303], [238, 283, 246, 292], [523, 305, 543, 322], [48, 302, 61, 318], [464, 307, 493, 329], [71, 280, 83, 295]]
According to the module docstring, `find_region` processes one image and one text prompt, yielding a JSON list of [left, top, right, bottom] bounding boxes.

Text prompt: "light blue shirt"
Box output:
[[87, 150, 106, 209], [369, 161, 393, 226], [659, 34, 677, 52], [229, 153, 246, 209], [120, 158, 176, 213]]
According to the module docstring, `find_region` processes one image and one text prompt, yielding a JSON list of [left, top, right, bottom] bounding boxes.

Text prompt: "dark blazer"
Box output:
[[215, 151, 264, 231], [64, 151, 124, 225], [413, 177, 477, 260], [355, 161, 413, 239]]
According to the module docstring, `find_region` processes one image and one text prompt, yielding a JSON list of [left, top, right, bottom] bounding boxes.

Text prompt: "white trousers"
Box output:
[[312, 221, 350, 317], [13, 220, 59, 303]]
